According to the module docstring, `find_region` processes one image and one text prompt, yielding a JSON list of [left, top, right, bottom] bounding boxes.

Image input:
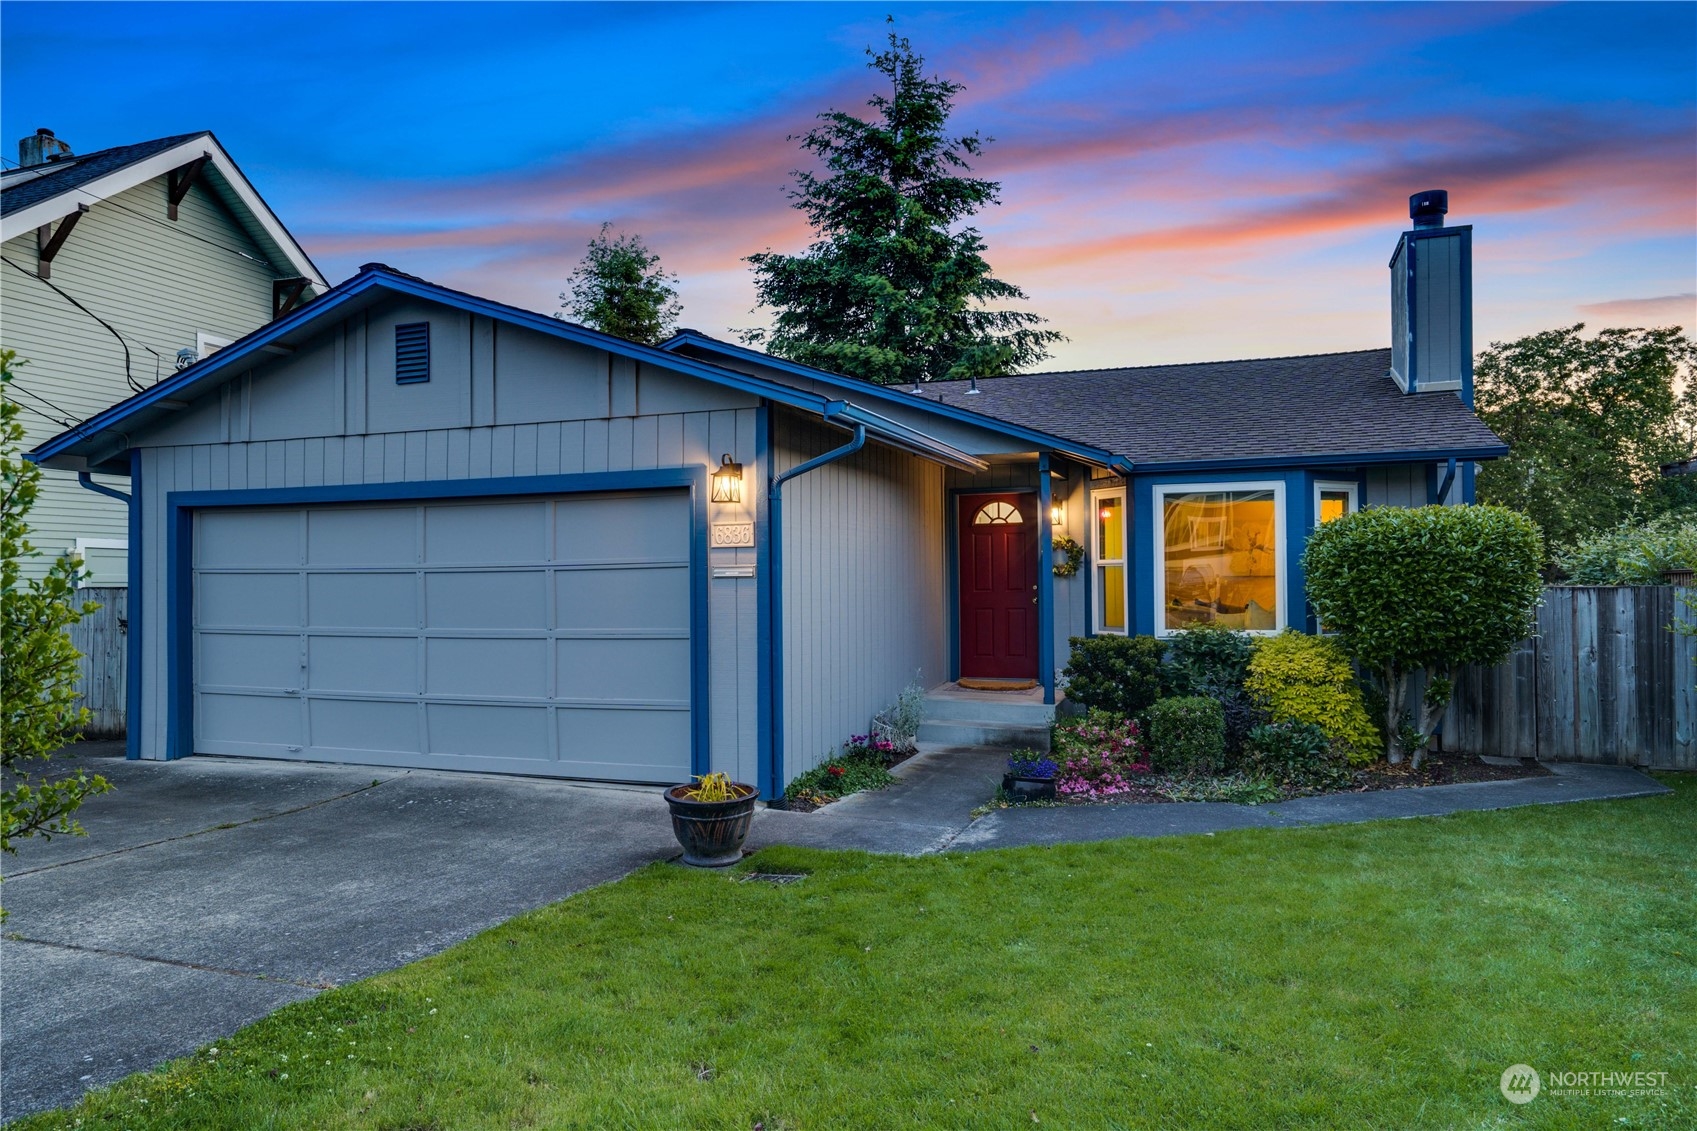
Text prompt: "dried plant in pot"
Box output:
[[1001, 751, 1059, 803], [664, 773, 758, 867]]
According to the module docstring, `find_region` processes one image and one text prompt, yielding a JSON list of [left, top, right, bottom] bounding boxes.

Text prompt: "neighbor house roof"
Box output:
[[922, 349, 1507, 470], [1, 130, 326, 289]]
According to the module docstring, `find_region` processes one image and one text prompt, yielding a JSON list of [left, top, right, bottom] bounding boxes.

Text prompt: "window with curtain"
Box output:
[[1158, 485, 1280, 633], [1094, 489, 1126, 632]]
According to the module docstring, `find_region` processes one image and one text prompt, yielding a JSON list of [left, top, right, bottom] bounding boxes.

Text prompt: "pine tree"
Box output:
[[744, 23, 1062, 385], [560, 224, 682, 345]]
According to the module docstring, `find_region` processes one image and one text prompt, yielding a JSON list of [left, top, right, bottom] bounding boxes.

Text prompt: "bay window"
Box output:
[[1155, 482, 1284, 634]]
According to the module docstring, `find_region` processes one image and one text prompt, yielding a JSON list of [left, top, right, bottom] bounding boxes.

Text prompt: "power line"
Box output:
[[1, 254, 144, 392], [2, 151, 283, 271], [4, 378, 82, 426]]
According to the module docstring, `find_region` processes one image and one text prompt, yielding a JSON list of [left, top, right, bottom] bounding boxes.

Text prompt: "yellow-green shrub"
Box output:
[[1245, 631, 1381, 765]]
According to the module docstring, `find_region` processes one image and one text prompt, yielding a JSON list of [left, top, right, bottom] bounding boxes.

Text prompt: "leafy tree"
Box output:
[[559, 223, 681, 345], [1302, 505, 1543, 767], [2, 350, 110, 868], [1474, 324, 1697, 562], [1557, 512, 1697, 584], [743, 23, 1062, 385]]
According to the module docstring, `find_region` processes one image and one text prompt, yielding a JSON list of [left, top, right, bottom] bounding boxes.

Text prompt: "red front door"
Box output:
[[958, 493, 1039, 680]]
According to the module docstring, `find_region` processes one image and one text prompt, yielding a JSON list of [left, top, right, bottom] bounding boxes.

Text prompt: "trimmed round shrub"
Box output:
[[1062, 634, 1167, 718], [1146, 695, 1226, 774], [1244, 630, 1381, 766]]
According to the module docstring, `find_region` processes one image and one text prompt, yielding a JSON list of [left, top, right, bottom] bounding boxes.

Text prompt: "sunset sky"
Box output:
[[4, 1, 1692, 370]]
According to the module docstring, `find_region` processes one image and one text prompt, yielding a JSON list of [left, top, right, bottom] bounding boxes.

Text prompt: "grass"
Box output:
[[19, 777, 1695, 1130]]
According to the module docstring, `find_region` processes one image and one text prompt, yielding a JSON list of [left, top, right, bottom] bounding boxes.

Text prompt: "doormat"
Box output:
[[958, 678, 1039, 691]]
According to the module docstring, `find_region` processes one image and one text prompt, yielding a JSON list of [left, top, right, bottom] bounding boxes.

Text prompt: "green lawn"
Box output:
[[20, 778, 1695, 1130]]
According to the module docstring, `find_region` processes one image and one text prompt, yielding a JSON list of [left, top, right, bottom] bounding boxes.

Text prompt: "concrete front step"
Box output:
[[920, 695, 1059, 726], [915, 720, 1052, 751]]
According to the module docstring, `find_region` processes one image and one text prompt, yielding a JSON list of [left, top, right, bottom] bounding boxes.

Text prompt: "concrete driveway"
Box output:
[[0, 743, 685, 1121]]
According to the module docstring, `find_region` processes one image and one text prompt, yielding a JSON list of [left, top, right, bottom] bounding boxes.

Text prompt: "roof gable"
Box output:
[[29, 265, 987, 475], [1, 131, 324, 289]]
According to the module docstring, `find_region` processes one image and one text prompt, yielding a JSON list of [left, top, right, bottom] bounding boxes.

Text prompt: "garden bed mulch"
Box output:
[[1029, 754, 1552, 808]]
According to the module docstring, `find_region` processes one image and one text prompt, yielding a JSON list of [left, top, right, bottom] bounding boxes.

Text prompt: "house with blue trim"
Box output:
[[29, 190, 1502, 796]]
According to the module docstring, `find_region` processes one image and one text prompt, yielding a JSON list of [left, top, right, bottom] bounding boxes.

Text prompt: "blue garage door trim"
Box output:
[[165, 468, 711, 777]]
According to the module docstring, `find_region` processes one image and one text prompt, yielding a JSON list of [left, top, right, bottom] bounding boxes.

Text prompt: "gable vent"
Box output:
[[395, 322, 430, 384]]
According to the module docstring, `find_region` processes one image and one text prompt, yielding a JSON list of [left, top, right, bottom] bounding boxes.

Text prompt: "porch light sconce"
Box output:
[[1049, 501, 1065, 528], [711, 454, 744, 504]]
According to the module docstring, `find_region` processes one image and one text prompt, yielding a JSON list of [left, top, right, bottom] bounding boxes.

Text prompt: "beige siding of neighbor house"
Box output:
[[774, 407, 946, 779], [129, 299, 765, 783], [2, 177, 284, 583]]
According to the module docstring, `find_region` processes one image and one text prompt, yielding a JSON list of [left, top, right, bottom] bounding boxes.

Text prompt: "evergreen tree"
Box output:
[[560, 224, 682, 345], [744, 24, 1062, 385], [2, 349, 111, 871]]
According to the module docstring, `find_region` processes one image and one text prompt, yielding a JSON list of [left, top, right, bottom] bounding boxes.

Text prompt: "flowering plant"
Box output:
[[845, 733, 898, 763], [1053, 711, 1152, 798], [1006, 753, 1059, 779], [826, 764, 846, 778]]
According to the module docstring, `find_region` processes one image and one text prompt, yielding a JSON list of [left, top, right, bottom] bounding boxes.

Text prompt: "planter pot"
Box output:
[[664, 783, 758, 867], [1001, 773, 1057, 803]]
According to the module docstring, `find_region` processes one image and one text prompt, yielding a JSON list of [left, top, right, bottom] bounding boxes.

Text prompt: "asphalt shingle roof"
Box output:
[[922, 348, 1504, 465], [1, 132, 205, 216]]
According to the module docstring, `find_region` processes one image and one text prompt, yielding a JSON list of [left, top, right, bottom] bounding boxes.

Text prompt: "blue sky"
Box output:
[[4, 2, 1692, 368]]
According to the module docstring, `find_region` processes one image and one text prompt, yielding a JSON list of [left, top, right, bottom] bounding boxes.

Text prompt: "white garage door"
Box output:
[[191, 491, 694, 783]]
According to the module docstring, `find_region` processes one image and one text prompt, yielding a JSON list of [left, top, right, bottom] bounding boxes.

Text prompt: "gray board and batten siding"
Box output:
[[132, 294, 766, 784], [772, 407, 947, 777], [2, 177, 287, 583]]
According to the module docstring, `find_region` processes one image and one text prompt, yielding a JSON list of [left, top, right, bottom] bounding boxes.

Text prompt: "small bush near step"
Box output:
[[1241, 720, 1352, 791], [1146, 696, 1226, 774], [1062, 635, 1167, 717]]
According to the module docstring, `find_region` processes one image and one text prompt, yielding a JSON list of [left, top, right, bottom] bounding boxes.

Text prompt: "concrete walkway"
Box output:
[[0, 740, 1670, 1121]]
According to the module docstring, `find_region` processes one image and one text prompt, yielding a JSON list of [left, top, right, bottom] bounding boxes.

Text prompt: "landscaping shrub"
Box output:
[[872, 676, 927, 754], [1163, 623, 1265, 754], [1557, 513, 1697, 584], [784, 738, 895, 805], [1303, 504, 1543, 765], [1145, 695, 1226, 774], [1243, 630, 1381, 766], [1164, 622, 1255, 696], [1052, 710, 1151, 798], [1241, 720, 1352, 791], [1061, 634, 1167, 717]]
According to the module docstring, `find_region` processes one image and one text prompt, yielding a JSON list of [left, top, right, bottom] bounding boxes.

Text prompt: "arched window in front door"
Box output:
[[973, 500, 1024, 525]]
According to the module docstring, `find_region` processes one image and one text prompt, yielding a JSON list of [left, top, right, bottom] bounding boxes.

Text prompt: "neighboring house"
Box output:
[[1, 128, 325, 584], [30, 190, 1503, 793]]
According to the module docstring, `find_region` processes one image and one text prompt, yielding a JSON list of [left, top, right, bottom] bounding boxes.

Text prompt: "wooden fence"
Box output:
[[69, 586, 127, 739], [1442, 586, 1696, 770]]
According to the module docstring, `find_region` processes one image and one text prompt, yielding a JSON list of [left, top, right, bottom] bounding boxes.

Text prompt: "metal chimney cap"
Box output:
[[1409, 189, 1449, 228]]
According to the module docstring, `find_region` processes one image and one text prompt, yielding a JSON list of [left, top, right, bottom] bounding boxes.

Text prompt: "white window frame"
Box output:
[[70, 537, 127, 588], [1314, 480, 1359, 526], [1151, 479, 1286, 637], [1091, 486, 1128, 634], [196, 331, 232, 359]]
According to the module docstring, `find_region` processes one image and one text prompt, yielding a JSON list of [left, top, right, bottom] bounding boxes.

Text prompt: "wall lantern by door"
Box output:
[[1049, 500, 1065, 528], [711, 454, 744, 504]]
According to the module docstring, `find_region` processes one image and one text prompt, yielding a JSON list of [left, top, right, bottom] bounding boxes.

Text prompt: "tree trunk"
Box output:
[[1383, 665, 1407, 765], [1411, 665, 1454, 771]]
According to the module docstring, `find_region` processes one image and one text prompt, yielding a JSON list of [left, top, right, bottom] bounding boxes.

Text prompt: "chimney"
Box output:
[[18, 128, 72, 167], [1389, 188, 1473, 404]]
